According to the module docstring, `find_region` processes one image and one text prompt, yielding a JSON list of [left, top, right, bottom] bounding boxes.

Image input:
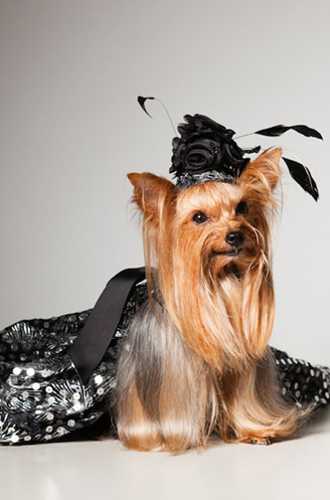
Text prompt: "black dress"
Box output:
[[0, 279, 329, 445]]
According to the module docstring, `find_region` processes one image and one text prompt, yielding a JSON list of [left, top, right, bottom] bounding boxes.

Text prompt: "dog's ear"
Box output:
[[239, 147, 282, 192], [127, 172, 175, 220]]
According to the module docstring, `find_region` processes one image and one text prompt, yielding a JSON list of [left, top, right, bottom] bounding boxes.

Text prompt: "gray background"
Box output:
[[0, 0, 329, 369], [1, 3, 330, 500]]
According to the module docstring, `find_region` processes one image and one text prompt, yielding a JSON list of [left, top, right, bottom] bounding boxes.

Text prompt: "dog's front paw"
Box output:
[[241, 436, 273, 446]]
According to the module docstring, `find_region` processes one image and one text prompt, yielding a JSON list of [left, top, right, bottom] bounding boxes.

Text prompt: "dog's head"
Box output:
[[128, 147, 281, 278]]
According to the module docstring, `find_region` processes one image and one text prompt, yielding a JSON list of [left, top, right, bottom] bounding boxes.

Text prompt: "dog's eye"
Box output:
[[236, 201, 248, 215], [192, 211, 208, 224]]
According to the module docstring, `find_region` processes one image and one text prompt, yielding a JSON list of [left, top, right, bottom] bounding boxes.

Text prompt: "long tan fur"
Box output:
[[115, 148, 309, 452]]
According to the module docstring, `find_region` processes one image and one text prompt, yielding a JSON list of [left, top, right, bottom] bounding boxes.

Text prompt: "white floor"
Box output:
[[1, 408, 329, 500]]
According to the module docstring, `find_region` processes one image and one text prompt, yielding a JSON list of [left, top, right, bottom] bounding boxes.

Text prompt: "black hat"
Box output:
[[138, 96, 322, 201]]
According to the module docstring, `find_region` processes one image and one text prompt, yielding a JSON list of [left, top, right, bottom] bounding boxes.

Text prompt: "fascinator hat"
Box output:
[[138, 96, 322, 201]]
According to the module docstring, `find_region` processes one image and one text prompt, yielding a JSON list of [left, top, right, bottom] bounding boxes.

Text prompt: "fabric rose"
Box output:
[[170, 114, 254, 184]]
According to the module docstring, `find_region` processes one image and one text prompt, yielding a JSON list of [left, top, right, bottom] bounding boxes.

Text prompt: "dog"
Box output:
[[114, 147, 310, 453]]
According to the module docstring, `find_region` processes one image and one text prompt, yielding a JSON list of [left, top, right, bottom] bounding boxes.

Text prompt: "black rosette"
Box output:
[[170, 114, 253, 186]]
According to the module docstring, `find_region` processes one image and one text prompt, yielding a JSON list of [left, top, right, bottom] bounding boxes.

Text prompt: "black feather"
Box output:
[[282, 157, 319, 201], [255, 124, 323, 140], [243, 145, 261, 154], [137, 96, 155, 118]]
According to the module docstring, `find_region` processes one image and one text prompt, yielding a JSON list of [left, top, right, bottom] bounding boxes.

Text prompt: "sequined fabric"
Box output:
[[0, 281, 329, 445]]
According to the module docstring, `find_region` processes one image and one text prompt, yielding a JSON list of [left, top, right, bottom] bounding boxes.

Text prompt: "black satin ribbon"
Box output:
[[69, 267, 146, 385]]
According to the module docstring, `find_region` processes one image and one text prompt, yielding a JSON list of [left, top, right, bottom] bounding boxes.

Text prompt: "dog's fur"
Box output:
[[114, 148, 309, 453]]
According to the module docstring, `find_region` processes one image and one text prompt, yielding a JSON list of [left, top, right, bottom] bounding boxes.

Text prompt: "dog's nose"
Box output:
[[225, 231, 244, 247]]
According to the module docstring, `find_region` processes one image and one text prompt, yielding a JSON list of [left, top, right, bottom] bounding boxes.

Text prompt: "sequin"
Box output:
[[94, 375, 103, 385]]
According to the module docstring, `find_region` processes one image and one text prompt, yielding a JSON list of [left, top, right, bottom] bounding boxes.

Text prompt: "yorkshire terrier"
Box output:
[[115, 147, 309, 452]]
